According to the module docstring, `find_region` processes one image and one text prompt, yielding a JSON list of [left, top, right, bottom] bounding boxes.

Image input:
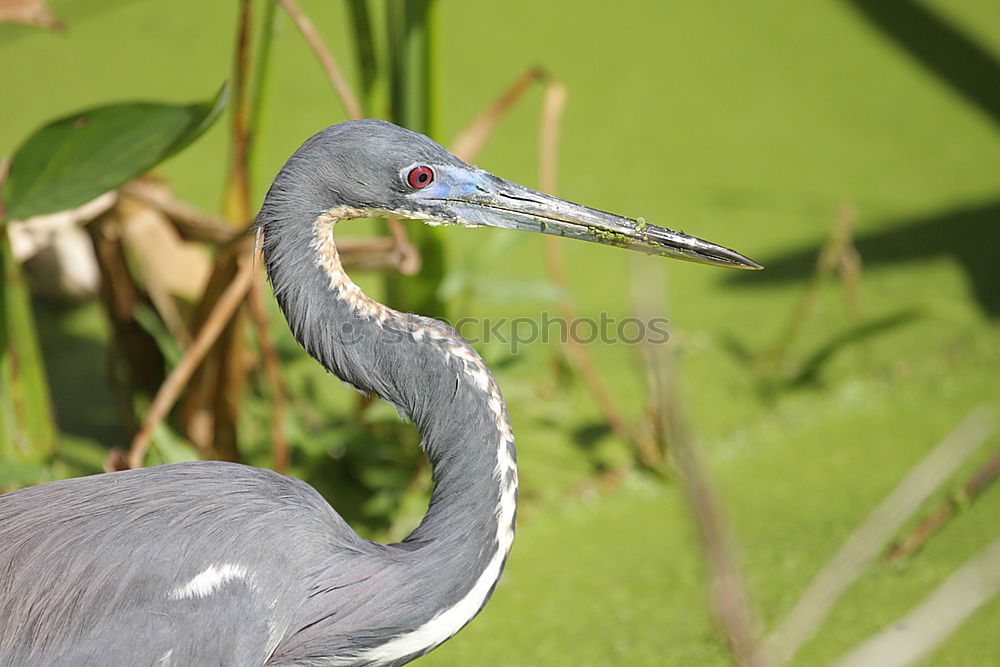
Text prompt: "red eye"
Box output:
[[407, 165, 434, 189]]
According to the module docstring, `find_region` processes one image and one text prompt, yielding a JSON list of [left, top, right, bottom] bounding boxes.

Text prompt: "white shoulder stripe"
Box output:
[[169, 563, 253, 600]]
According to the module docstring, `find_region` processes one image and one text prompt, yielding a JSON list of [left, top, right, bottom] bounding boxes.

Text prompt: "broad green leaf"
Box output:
[[2, 84, 227, 222]]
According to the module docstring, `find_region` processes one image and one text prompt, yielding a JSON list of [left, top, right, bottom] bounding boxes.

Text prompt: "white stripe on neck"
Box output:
[[309, 208, 518, 666]]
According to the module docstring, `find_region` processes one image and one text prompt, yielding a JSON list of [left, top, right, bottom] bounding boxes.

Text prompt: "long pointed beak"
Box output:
[[409, 165, 762, 270]]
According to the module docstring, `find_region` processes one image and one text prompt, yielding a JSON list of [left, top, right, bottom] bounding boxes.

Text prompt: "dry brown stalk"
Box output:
[[178, 0, 255, 461], [624, 186, 764, 661], [224, 0, 254, 228], [887, 446, 1000, 563], [540, 247, 633, 444], [833, 535, 1000, 667], [385, 218, 420, 274], [126, 247, 256, 470], [275, 0, 363, 120], [86, 205, 166, 414], [537, 80, 564, 194], [121, 180, 238, 245], [334, 232, 420, 276], [649, 351, 767, 666], [247, 267, 289, 473], [629, 256, 674, 470], [536, 79, 638, 456], [757, 202, 860, 379], [172, 1, 254, 460], [276, 0, 417, 279], [180, 249, 249, 459], [763, 407, 997, 665], [451, 67, 548, 162]]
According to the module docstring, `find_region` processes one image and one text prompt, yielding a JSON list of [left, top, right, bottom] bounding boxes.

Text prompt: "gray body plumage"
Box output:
[[0, 119, 758, 666], [1, 121, 515, 666]]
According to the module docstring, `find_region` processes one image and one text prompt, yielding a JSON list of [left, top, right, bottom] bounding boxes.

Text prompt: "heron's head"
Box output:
[[269, 118, 761, 270]]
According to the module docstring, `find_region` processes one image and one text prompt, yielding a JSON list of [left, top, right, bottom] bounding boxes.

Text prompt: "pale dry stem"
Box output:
[[276, 0, 363, 121], [451, 67, 548, 163], [126, 245, 256, 469], [764, 408, 997, 665]]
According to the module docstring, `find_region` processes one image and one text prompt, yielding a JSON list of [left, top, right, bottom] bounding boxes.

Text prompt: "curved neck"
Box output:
[[261, 204, 517, 603]]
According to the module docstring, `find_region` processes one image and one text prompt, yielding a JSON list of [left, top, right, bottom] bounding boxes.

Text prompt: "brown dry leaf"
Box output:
[[0, 0, 63, 30], [118, 183, 212, 303], [117, 184, 213, 345], [122, 179, 237, 245]]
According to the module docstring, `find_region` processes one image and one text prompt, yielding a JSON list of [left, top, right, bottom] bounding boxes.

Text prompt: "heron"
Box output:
[[0, 119, 760, 666]]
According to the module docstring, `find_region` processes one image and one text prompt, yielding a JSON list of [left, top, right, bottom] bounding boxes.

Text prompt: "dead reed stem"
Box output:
[[451, 67, 547, 162], [247, 267, 289, 474], [833, 535, 1000, 667], [647, 345, 767, 666], [757, 202, 859, 379], [276, 0, 363, 121], [537, 79, 640, 459], [126, 246, 255, 469], [887, 445, 1000, 562], [764, 407, 997, 665]]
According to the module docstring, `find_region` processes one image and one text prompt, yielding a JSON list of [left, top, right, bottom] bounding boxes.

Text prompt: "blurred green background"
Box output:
[[2, 1, 999, 665]]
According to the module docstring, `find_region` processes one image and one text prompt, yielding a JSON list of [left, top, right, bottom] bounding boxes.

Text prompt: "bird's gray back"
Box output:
[[0, 461, 366, 666]]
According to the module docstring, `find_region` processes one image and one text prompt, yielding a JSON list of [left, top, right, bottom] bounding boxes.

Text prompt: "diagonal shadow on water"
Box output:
[[724, 198, 1000, 317], [843, 0, 1000, 129]]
